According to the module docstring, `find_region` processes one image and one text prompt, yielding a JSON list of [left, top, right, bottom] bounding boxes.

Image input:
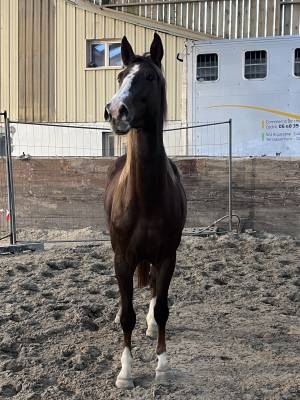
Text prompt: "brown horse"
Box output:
[[104, 33, 187, 388]]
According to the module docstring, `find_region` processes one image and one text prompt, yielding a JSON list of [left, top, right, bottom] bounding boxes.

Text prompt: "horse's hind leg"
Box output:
[[154, 255, 176, 382], [146, 265, 158, 338], [114, 255, 136, 389]]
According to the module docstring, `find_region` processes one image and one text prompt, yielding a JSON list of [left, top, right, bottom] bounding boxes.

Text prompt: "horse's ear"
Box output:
[[121, 36, 135, 66], [150, 33, 164, 68]]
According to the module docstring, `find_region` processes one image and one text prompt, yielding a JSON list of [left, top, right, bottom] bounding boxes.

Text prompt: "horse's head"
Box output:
[[105, 33, 166, 135]]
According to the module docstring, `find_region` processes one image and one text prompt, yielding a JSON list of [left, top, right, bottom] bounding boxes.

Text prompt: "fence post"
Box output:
[[4, 112, 17, 244], [228, 118, 233, 232]]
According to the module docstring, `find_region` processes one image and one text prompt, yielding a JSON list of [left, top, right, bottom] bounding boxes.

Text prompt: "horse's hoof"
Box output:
[[146, 324, 157, 338], [115, 377, 134, 389], [155, 369, 172, 384]]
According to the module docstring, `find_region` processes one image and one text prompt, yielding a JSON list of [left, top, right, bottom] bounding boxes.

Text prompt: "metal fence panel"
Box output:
[[6, 119, 232, 242]]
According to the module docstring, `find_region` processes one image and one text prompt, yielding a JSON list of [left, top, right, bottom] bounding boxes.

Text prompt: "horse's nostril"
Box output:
[[119, 104, 129, 119], [104, 106, 111, 122]]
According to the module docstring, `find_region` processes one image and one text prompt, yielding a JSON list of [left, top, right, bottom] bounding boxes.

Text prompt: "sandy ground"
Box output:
[[0, 232, 299, 400]]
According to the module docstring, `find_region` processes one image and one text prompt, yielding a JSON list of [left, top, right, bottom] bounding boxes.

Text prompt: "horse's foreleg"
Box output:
[[114, 255, 135, 389], [154, 255, 176, 382], [146, 265, 157, 338]]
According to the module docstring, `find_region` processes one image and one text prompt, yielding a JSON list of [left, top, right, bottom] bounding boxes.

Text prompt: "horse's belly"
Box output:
[[126, 217, 181, 263]]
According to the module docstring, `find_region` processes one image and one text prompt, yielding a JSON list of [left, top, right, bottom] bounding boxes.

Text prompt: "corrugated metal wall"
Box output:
[[0, 0, 55, 122], [0, 0, 19, 120], [0, 0, 185, 122], [96, 0, 300, 38], [56, 0, 185, 122], [19, 0, 56, 122]]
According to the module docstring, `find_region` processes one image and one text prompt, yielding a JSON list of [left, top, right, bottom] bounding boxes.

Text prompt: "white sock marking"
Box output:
[[146, 297, 157, 337], [116, 347, 134, 388], [114, 307, 121, 324], [156, 352, 169, 373]]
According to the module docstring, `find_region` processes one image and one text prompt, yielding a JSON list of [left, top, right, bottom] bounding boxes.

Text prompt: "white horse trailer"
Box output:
[[186, 36, 300, 156]]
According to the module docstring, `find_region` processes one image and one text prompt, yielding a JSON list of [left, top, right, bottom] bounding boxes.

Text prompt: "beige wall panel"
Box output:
[[145, 28, 155, 49], [0, 0, 10, 114], [49, 0, 55, 121], [66, 3, 76, 121], [96, 71, 106, 121], [25, 0, 34, 121], [85, 11, 95, 39], [18, 0, 26, 120], [33, 0, 41, 121], [56, 0, 66, 121], [292, 4, 300, 34], [115, 20, 125, 39], [165, 35, 176, 120], [96, 14, 105, 38], [135, 26, 145, 55], [105, 70, 116, 107], [105, 17, 115, 39], [41, 0, 49, 121], [86, 72, 96, 121], [76, 8, 86, 122], [159, 32, 166, 73], [9, 0, 18, 119], [250, 0, 258, 37], [125, 23, 136, 49], [258, 0, 266, 36], [176, 37, 184, 120]]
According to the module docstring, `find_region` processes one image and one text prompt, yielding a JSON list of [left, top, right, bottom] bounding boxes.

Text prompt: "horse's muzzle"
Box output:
[[105, 103, 131, 135]]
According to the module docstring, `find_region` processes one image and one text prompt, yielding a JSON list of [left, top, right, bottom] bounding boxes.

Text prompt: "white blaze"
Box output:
[[109, 64, 140, 117]]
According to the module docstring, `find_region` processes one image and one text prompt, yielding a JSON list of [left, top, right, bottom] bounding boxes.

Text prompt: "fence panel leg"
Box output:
[[4, 112, 17, 244], [228, 118, 233, 232]]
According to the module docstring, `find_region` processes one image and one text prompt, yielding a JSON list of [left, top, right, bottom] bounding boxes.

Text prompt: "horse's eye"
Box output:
[[146, 74, 154, 81]]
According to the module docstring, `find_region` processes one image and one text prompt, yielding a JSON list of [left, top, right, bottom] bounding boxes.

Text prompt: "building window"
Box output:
[[197, 53, 218, 81], [245, 50, 267, 79], [294, 48, 300, 77], [102, 132, 114, 156], [87, 41, 122, 68]]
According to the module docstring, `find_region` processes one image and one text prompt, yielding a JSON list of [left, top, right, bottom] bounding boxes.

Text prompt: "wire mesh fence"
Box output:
[[10, 120, 230, 158], [3, 119, 232, 243]]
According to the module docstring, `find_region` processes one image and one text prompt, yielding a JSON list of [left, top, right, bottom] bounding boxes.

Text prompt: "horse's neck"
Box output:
[[122, 128, 167, 204]]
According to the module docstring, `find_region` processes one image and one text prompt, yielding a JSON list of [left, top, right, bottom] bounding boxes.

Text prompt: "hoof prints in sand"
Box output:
[[0, 234, 299, 399]]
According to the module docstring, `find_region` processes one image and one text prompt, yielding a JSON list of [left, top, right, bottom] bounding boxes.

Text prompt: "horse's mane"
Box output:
[[129, 54, 167, 121]]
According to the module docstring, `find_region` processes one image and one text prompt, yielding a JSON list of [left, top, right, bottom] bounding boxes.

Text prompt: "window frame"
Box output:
[[86, 40, 123, 70], [196, 52, 219, 83], [243, 49, 268, 81], [102, 131, 115, 157], [293, 48, 300, 78]]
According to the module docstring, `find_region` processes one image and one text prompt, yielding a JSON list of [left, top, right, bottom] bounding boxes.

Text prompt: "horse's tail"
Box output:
[[137, 261, 150, 288]]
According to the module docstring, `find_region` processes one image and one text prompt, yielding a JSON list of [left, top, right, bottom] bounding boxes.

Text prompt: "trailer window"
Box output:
[[295, 49, 300, 77], [244, 50, 267, 79], [197, 53, 218, 81]]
